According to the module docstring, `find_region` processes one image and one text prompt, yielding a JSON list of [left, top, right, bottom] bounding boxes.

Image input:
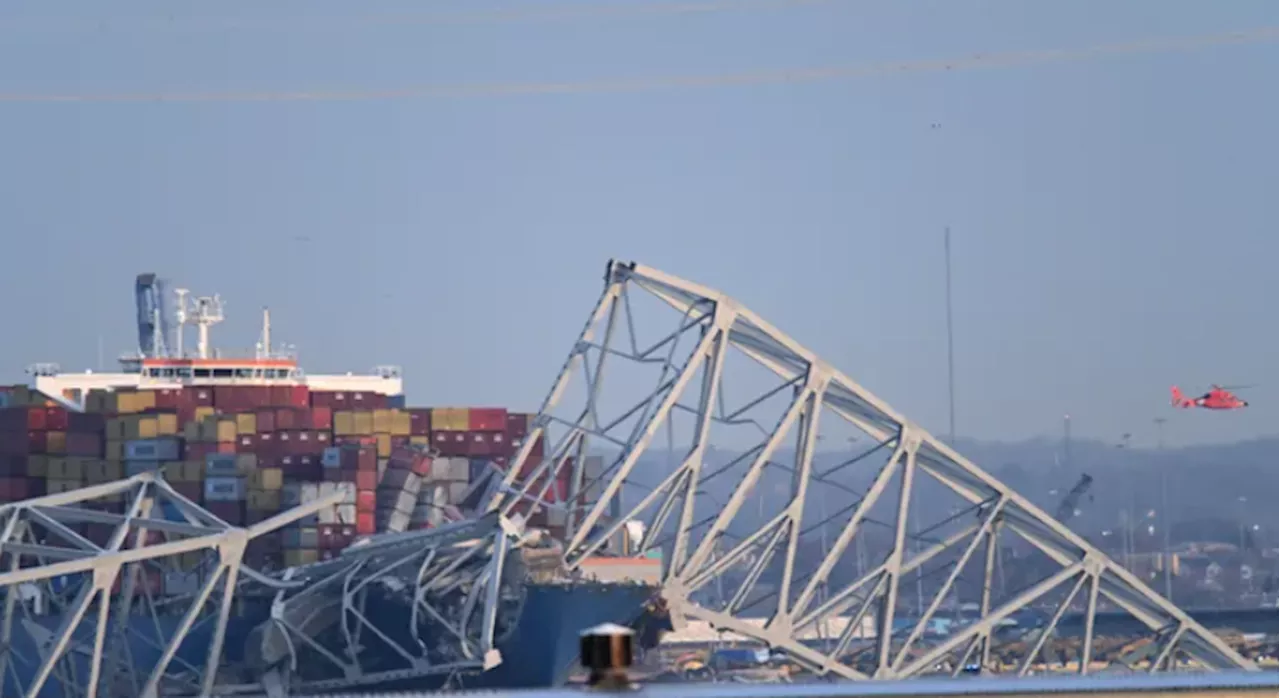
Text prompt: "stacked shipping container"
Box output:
[[0, 386, 560, 570]]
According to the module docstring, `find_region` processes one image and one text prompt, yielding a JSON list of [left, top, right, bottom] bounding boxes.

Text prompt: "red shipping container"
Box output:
[[339, 446, 377, 472], [206, 501, 244, 526], [171, 482, 202, 503], [307, 406, 333, 430], [309, 391, 340, 409], [43, 407, 69, 431], [516, 455, 544, 479], [213, 386, 239, 410], [274, 408, 297, 431], [356, 512, 376, 535], [152, 388, 184, 410], [189, 388, 214, 406], [408, 409, 431, 436], [256, 410, 277, 433], [23, 431, 47, 455], [335, 435, 376, 447], [285, 385, 310, 408], [505, 412, 529, 436], [355, 470, 377, 490], [467, 432, 497, 457], [0, 407, 48, 432], [65, 432, 103, 457], [0, 477, 29, 501], [355, 490, 376, 512], [468, 407, 508, 432], [237, 434, 255, 451]]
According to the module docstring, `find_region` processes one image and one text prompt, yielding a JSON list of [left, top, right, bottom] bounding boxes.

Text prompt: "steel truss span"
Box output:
[[490, 260, 1253, 679], [0, 471, 341, 698], [247, 512, 531, 696]]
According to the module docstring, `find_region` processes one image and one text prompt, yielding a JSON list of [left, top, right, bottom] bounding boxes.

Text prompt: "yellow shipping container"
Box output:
[[45, 431, 67, 455], [390, 411, 412, 437], [247, 489, 281, 512], [334, 410, 375, 436], [113, 392, 137, 414], [105, 418, 126, 441], [333, 410, 355, 436], [155, 413, 179, 436], [409, 435, 431, 447], [126, 416, 158, 440], [105, 440, 124, 461], [249, 467, 283, 491], [235, 453, 258, 474], [372, 409, 394, 434], [102, 459, 123, 480], [199, 417, 237, 443], [376, 433, 392, 458], [431, 407, 470, 431], [235, 413, 257, 434], [133, 390, 156, 412], [284, 550, 319, 567], [194, 406, 216, 422]]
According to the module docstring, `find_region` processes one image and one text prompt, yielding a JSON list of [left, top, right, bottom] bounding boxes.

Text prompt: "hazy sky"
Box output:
[[0, 0, 1274, 448]]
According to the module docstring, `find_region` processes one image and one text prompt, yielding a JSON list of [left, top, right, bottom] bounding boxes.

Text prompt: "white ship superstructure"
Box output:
[[30, 274, 402, 409]]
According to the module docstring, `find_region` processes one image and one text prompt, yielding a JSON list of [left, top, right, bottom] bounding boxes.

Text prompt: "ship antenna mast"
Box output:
[[191, 294, 225, 359], [258, 307, 272, 359], [174, 288, 190, 358]]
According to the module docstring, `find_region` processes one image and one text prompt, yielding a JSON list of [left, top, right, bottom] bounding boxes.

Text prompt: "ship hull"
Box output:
[[0, 582, 660, 695]]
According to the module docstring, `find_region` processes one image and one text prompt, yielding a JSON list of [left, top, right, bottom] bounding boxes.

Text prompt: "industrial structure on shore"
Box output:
[[0, 263, 1264, 697]]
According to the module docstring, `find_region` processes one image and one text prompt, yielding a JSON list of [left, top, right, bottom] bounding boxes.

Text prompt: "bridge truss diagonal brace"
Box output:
[[0, 474, 341, 698], [499, 259, 1254, 680]]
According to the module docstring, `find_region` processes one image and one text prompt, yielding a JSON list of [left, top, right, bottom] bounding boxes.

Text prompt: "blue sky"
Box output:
[[0, 0, 1274, 447]]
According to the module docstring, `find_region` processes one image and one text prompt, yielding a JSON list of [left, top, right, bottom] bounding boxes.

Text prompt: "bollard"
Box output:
[[580, 622, 636, 691]]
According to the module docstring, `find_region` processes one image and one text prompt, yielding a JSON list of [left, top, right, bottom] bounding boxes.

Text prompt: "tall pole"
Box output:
[[944, 227, 956, 445], [1154, 417, 1172, 600]]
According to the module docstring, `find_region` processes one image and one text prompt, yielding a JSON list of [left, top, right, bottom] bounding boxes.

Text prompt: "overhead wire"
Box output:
[[0, 0, 848, 32], [0, 27, 1270, 104]]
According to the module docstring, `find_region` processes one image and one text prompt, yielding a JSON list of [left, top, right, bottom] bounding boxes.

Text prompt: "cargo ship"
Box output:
[[0, 274, 661, 695]]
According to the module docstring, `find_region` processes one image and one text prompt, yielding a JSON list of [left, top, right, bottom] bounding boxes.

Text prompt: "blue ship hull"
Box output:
[[1, 583, 662, 695]]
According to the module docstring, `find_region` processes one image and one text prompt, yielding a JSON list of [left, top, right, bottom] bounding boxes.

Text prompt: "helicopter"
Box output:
[[1171, 384, 1250, 410]]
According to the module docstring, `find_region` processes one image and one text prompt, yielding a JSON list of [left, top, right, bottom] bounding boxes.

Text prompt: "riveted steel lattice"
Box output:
[[246, 512, 532, 696], [488, 260, 1254, 679], [0, 471, 340, 698]]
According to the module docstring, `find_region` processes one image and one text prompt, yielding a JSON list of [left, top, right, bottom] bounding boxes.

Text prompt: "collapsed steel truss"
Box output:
[[247, 512, 531, 696], [0, 471, 339, 698], [491, 260, 1255, 679]]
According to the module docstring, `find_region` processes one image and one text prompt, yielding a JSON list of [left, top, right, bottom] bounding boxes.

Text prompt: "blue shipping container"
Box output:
[[125, 438, 181, 462]]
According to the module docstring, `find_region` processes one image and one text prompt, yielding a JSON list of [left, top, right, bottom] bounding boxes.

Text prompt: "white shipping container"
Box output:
[[382, 510, 410, 534], [125, 437, 181, 462], [336, 504, 357, 524], [445, 482, 468, 503], [321, 447, 342, 469], [318, 504, 336, 525], [318, 482, 337, 499], [336, 482, 356, 504], [300, 483, 320, 504], [204, 477, 246, 502]]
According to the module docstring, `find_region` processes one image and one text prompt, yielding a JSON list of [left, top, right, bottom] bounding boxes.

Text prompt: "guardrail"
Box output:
[[240, 624, 1280, 698]]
